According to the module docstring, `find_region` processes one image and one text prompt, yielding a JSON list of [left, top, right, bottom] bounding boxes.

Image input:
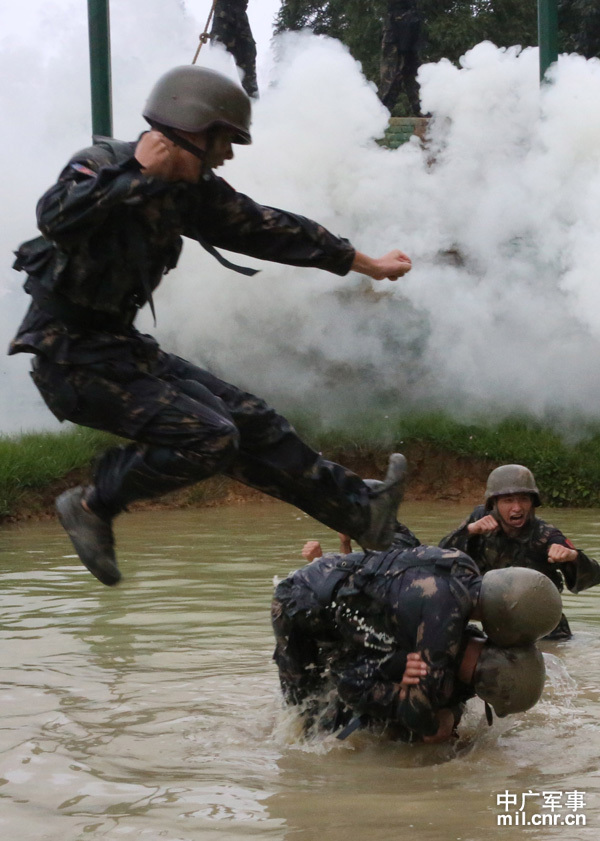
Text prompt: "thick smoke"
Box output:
[[2, 1, 600, 435]]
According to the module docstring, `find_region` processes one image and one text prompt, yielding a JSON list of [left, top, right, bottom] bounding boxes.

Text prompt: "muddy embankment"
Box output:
[[4, 442, 492, 524]]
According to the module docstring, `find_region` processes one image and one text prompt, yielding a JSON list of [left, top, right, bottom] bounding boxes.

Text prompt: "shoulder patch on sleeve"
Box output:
[[70, 163, 96, 177]]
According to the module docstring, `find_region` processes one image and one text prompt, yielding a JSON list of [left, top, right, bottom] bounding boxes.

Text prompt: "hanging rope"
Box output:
[[192, 0, 218, 64]]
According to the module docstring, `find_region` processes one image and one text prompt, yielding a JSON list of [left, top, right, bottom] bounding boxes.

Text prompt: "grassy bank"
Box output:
[[293, 411, 600, 508], [0, 427, 116, 519], [2, 413, 600, 521]]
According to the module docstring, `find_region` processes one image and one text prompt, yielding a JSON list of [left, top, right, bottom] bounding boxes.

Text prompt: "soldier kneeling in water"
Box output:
[[272, 540, 561, 742]]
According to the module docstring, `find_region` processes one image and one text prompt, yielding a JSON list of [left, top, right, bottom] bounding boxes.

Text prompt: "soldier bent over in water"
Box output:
[[272, 542, 560, 742]]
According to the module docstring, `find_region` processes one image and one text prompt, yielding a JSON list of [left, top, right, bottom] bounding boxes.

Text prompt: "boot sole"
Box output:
[[56, 490, 121, 586]]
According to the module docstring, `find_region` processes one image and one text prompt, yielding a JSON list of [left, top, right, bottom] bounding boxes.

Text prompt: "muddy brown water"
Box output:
[[1, 501, 600, 840]]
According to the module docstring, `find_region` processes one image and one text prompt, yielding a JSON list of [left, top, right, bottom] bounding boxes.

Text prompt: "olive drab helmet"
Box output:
[[473, 643, 546, 717], [479, 568, 563, 646], [143, 65, 252, 144], [484, 464, 541, 509]]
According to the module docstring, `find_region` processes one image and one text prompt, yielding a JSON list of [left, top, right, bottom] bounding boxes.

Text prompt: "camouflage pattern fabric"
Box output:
[[8, 137, 370, 537], [210, 1, 258, 98], [272, 545, 481, 740], [439, 504, 600, 639], [10, 138, 354, 327], [379, 0, 423, 115]]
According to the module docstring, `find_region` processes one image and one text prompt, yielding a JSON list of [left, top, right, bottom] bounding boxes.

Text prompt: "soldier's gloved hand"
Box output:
[[548, 543, 578, 564], [467, 514, 499, 535], [301, 540, 323, 562]]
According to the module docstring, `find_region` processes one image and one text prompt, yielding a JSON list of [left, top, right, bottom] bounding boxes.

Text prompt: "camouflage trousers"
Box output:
[[31, 352, 370, 533], [210, 5, 258, 98], [379, 47, 421, 115]]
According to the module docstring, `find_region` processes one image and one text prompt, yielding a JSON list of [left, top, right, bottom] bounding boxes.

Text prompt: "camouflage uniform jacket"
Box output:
[[274, 545, 481, 738], [439, 504, 600, 596], [9, 137, 355, 364]]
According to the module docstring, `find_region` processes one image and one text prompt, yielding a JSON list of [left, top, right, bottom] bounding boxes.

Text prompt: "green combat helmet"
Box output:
[[479, 567, 563, 646], [484, 464, 541, 510], [143, 65, 252, 144], [474, 644, 546, 717]]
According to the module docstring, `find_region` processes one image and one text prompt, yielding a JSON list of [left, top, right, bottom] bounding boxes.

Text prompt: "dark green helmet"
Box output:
[[479, 567, 563, 646], [143, 65, 252, 144], [474, 643, 546, 717], [484, 464, 541, 509]]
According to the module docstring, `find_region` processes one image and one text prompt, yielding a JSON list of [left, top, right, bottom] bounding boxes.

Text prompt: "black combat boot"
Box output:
[[56, 486, 121, 586], [358, 453, 408, 551]]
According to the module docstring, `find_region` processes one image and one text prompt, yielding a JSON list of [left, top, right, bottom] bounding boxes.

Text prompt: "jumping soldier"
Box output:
[[210, 0, 258, 98], [439, 464, 600, 640], [9, 65, 413, 587], [272, 544, 560, 742]]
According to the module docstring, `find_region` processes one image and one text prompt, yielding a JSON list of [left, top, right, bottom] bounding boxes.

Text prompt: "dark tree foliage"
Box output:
[[275, 1, 598, 87], [423, 1, 537, 64], [274, 1, 387, 82], [560, 0, 600, 58]]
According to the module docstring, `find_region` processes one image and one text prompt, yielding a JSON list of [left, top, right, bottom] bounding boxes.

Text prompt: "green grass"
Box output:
[[0, 427, 116, 518], [3, 411, 600, 519], [292, 410, 600, 509]]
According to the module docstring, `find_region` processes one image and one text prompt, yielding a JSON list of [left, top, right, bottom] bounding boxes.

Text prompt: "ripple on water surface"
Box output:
[[1, 502, 599, 839]]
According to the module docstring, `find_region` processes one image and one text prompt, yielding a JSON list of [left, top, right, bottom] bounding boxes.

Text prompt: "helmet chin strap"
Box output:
[[491, 501, 507, 529], [147, 123, 258, 278], [151, 123, 207, 162]]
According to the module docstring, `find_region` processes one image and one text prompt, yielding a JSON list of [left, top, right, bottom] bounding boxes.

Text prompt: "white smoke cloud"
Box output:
[[2, 2, 600, 435]]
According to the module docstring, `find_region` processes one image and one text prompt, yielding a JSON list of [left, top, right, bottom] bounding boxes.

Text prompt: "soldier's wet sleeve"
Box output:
[[333, 669, 464, 736], [570, 550, 600, 592], [331, 657, 404, 722], [544, 526, 600, 593], [438, 506, 481, 554], [186, 175, 356, 275], [391, 589, 466, 737], [334, 589, 465, 736], [36, 146, 159, 246], [393, 663, 455, 736]]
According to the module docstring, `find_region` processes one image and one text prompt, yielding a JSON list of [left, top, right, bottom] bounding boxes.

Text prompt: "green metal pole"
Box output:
[[538, 0, 559, 82], [87, 0, 113, 138]]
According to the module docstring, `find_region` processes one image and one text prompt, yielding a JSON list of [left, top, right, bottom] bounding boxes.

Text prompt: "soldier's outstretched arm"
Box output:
[[185, 175, 412, 279]]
